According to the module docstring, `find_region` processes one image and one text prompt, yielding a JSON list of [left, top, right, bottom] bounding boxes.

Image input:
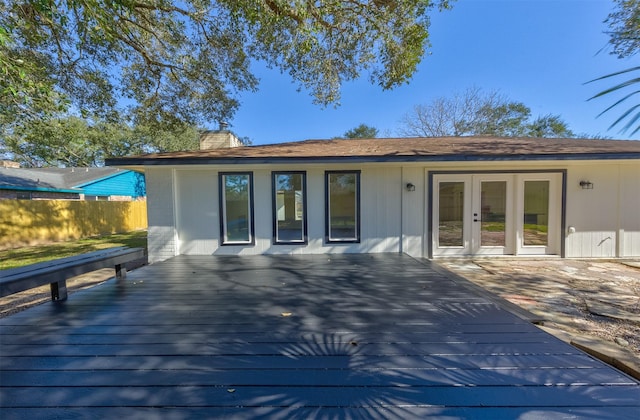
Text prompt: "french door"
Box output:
[[432, 173, 562, 256]]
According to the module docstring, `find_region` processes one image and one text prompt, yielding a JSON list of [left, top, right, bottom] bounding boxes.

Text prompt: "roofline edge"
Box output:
[[106, 152, 640, 167]]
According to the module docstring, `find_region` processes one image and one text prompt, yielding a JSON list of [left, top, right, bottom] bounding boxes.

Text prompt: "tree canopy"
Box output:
[[3, 116, 200, 167], [340, 124, 379, 139], [605, 0, 640, 59], [1, 0, 453, 166], [1, 0, 453, 128], [398, 88, 576, 138]]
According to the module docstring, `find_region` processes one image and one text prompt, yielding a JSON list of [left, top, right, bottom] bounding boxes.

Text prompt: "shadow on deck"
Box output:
[[1, 254, 638, 419]]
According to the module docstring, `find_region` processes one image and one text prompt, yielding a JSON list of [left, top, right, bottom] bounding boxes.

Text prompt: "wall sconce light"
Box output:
[[579, 180, 594, 190], [406, 182, 416, 192]]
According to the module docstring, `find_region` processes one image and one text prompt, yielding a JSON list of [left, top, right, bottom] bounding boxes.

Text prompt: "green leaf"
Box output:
[[1, 0, 451, 125]]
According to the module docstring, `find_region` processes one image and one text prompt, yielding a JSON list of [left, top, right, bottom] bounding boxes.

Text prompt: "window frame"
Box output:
[[218, 172, 255, 246], [325, 170, 361, 244], [272, 171, 308, 245]]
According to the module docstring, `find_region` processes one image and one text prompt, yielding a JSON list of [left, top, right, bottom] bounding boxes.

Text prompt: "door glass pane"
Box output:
[[524, 181, 549, 246], [327, 172, 359, 241], [439, 182, 464, 247], [274, 172, 306, 243], [480, 181, 506, 247], [222, 174, 252, 243]]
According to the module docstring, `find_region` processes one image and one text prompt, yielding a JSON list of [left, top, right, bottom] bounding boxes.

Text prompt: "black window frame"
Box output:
[[325, 170, 361, 244], [272, 171, 308, 245], [218, 172, 255, 246]]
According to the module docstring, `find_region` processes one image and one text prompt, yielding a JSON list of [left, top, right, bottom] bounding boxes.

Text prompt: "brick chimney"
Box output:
[[199, 122, 242, 150]]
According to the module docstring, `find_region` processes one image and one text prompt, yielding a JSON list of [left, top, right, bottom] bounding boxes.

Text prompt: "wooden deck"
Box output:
[[1, 254, 638, 419]]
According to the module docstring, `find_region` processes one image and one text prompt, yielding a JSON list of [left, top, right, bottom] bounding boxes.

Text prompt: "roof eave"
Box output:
[[0, 185, 83, 194], [106, 152, 640, 167]]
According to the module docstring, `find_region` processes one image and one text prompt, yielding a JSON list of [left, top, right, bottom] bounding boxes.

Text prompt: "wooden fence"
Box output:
[[0, 200, 147, 250]]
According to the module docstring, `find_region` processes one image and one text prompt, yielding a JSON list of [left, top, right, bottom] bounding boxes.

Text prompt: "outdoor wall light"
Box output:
[[579, 180, 594, 190], [406, 182, 416, 192]]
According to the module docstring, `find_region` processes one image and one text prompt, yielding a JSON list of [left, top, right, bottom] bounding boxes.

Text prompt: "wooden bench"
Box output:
[[0, 247, 146, 301]]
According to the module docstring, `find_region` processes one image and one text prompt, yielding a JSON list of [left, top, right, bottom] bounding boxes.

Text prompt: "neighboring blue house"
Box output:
[[75, 170, 146, 200], [0, 166, 146, 201]]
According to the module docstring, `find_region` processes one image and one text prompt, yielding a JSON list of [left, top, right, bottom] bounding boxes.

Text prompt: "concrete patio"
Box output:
[[1, 254, 638, 419]]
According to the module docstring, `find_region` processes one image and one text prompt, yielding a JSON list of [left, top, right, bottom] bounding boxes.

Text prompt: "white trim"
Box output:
[[326, 171, 360, 243], [515, 173, 562, 255], [472, 174, 514, 255], [432, 172, 562, 257], [220, 173, 254, 245], [171, 168, 179, 257], [432, 174, 471, 256]]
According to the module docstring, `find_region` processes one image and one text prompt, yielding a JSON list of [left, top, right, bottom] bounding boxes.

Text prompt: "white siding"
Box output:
[[305, 168, 325, 252], [565, 161, 640, 258], [620, 163, 640, 257], [401, 167, 425, 257], [158, 165, 405, 258], [253, 169, 273, 253], [146, 168, 177, 263], [175, 170, 218, 255], [261, 166, 403, 255], [213, 168, 273, 255], [360, 167, 402, 253], [143, 159, 639, 261]]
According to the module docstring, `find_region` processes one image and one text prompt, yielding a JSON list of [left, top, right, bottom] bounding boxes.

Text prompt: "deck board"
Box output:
[[1, 254, 638, 418], [1, 406, 634, 420]]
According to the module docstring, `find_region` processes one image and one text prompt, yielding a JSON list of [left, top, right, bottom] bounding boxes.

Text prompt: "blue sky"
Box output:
[[229, 0, 639, 145]]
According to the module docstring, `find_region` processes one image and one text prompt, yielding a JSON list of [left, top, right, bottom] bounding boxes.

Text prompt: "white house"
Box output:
[[106, 135, 640, 263]]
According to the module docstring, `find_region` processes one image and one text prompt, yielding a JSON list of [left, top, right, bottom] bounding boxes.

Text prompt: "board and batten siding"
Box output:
[[144, 160, 640, 262], [565, 161, 640, 258], [175, 169, 218, 255], [168, 166, 403, 257], [360, 166, 402, 253], [145, 168, 178, 263], [401, 166, 425, 258], [621, 163, 640, 256]]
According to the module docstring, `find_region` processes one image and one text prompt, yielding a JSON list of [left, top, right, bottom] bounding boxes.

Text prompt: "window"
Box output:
[[523, 180, 549, 246], [480, 181, 507, 247], [85, 195, 109, 201], [273, 172, 307, 244], [438, 181, 464, 247], [219, 172, 254, 245], [325, 171, 360, 243]]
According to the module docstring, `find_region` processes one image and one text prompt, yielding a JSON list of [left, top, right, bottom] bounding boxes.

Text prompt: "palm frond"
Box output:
[[587, 66, 640, 135], [589, 77, 640, 100], [596, 89, 640, 117], [586, 66, 640, 83], [612, 103, 640, 135]]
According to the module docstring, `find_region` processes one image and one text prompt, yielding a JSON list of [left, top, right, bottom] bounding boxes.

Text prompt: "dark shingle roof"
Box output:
[[106, 137, 640, 166]]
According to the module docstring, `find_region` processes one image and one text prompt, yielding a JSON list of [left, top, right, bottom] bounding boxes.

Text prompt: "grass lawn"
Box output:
[[0, 230, 147, 270]]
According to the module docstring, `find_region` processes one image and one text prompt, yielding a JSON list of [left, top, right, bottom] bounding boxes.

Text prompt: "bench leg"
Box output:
[[115, 263, 126, 282], [50, 280, 68, 301]]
